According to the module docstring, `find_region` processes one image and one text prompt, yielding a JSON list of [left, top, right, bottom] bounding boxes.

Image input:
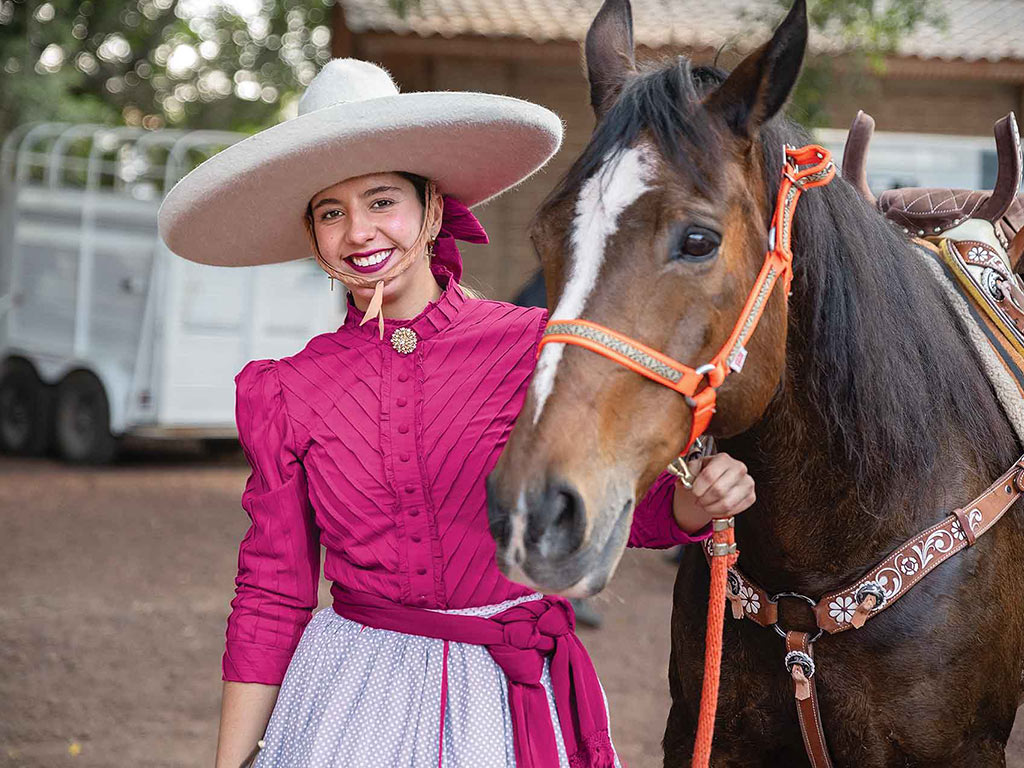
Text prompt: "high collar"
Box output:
[[341, 267, 468, 343]]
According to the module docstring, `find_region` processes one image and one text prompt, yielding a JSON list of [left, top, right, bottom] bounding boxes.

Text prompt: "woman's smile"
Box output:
[[345, 247, 395, 274]]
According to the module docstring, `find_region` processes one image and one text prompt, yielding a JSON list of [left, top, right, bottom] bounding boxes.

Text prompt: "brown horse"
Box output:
[[486, 0, 1024, 764]]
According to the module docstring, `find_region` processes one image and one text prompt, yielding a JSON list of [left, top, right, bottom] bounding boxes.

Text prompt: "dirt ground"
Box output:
[[2, 444, 1024, 767]]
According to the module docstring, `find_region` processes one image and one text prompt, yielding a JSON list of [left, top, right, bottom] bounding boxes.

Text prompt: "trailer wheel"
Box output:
[[0, 358, 52, 456], [55, 370, 118, 464]]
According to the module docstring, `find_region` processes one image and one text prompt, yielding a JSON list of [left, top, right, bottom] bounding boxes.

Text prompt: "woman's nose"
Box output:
[[344, 209, 375, 245]]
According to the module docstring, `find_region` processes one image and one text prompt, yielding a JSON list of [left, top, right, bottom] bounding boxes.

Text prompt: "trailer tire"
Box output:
[[55, 370, 118, 464], [0, 358, 53, 456]]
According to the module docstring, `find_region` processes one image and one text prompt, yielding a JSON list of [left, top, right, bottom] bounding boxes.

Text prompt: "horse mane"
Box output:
[[546, 57, 724, 208], [548, 56, 1019, 504], [761, 106, 1020, 499]]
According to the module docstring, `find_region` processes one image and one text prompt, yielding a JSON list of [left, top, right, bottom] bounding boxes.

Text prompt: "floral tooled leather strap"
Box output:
[[714, 454, 1024, 637], [814, 454, 1024, 633]]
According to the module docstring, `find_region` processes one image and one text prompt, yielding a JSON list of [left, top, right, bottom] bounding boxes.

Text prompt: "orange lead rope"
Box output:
[[540, 144, 835, 767], [691, 517, 739, 767]]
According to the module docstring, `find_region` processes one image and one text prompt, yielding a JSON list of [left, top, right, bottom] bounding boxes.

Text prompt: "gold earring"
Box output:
[[427, 240, 435, 259], [329, 275, 335, 291]]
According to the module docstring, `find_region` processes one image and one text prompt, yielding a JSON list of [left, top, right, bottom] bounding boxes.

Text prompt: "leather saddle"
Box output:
[[843, 110, 1024, 360], [843, 110, 1024, 269]]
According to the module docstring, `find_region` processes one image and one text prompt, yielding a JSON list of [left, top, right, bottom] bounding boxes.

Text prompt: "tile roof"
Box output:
[[341, 0, 1024, 62]]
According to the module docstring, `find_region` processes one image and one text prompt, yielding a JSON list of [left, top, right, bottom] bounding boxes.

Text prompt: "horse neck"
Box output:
[[721, 238, 1016, 595]]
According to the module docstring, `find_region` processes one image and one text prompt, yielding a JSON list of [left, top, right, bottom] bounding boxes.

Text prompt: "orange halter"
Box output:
[[537, 144, 835, 768], [539, 144, 835, 457]]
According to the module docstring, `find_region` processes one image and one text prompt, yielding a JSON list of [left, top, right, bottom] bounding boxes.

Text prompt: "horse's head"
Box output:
[[488, 0, 809, 595]]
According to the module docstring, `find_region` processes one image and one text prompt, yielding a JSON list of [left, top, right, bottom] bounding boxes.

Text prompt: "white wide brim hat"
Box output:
[[157, 59, 564, 267]]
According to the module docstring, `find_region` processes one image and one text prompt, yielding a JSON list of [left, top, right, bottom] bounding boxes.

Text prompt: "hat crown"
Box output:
[[297, 58, 400, 116]]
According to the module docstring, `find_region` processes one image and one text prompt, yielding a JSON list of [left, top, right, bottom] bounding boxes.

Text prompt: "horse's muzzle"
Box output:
[[486, 473, 627, 596]]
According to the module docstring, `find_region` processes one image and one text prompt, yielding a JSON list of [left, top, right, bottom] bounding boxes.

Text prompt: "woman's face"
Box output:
[[309, 172, 436, 307]]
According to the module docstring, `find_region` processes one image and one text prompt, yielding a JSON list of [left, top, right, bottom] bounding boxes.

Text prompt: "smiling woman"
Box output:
[[155, 53, 755, 768], [305, 171, 444, 323]]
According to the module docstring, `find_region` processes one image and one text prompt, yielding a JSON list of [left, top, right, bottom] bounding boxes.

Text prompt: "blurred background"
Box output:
[[2, 0, 1024, 766]]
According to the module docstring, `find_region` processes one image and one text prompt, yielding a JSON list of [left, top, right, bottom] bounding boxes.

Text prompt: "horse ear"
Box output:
[[705, 0, 808, 138], [585, 0, 637, 120]]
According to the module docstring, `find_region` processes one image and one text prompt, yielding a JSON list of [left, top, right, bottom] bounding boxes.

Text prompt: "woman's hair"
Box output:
[[397, 172, 483, 300]]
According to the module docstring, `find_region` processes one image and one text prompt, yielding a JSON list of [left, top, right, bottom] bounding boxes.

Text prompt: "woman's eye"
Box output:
[[671, 226, 721, 262], [321, 209, 342, 221], [370, 198, 394, 210]]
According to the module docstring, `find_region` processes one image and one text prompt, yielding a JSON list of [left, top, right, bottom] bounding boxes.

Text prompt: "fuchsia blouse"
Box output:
[[223, 270, 708, 686]]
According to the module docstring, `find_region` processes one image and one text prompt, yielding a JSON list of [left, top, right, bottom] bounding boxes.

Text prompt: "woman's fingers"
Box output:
[[693, 458, 745, 502], [683, 452, 756, 518], [689, 454, 734, 497], [701, 479, 756, 518]]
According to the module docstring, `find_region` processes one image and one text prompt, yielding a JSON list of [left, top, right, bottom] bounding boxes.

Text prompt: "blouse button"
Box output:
[[397, 397, 408, 407], [405, 485, 415, 494], [398, 373, 409, 383], [411, 534, 422, 543], [416, 567, 427, 576], [398, 424, 409, 434], [417, 595, 428, 605], [409, 509, 420, 517], [400, 453, 410, 462]]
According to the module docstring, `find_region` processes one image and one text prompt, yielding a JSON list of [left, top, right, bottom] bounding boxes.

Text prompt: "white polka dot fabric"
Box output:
[[253, 594, 622, 767]]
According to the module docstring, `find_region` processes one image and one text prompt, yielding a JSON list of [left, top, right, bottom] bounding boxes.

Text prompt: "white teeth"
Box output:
[[351, 249, 392, 268]]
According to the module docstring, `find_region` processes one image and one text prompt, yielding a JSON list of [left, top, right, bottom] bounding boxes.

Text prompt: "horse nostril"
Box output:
[[527, 481, 586, 557]]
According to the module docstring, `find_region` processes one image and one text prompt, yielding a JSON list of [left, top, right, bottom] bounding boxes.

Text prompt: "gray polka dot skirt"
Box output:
[[253, 593, 622, 767]]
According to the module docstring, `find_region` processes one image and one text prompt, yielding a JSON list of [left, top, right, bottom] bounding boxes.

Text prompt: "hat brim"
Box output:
[[157, 91, 563, 267]]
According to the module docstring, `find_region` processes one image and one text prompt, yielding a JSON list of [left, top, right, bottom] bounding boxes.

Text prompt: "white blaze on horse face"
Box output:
[[531, 145, 655, 425]]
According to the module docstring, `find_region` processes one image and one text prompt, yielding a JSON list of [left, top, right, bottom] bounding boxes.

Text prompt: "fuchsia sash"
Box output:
[[331, 585, 616, 768]]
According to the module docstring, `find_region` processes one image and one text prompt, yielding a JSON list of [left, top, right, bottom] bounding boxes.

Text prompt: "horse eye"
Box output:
[[671, 226, 721, 262]]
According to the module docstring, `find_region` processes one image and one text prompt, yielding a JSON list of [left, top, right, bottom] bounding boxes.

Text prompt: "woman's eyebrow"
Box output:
[[311, 185, 399, 210], [362, 185, 399, 198]]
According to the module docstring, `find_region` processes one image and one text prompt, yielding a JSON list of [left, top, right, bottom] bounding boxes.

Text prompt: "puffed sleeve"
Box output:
[[627, 471, 711, 549], [222, 359, 321, 685]]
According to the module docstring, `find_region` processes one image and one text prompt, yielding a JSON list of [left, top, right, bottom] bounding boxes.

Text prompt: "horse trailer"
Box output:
[[0, 123, 345, 463]]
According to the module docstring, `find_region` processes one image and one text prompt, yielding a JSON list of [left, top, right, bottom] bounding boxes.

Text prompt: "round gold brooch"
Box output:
[[390, 327, 418, 355]]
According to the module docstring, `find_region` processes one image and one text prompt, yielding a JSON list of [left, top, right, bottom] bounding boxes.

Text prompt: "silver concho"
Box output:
[[982, 267, 1004, 300]]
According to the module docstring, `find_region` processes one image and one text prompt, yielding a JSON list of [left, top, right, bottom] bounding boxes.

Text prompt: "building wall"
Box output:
[[822, 75, 1023, 137], [348, 41, 1023, 301]]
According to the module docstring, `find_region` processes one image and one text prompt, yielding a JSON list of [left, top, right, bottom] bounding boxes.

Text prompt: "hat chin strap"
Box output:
[[304, 180, 443, 339]]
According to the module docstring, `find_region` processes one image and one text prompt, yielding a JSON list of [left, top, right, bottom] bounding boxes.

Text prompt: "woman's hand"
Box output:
[[672, 453, 755, 534]]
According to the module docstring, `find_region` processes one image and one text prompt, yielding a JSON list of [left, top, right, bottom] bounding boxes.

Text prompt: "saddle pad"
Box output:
[[914, 240, 1024, 445]]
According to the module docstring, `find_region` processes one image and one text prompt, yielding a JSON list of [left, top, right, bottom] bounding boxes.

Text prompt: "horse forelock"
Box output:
[[543, 58, 725, 215]]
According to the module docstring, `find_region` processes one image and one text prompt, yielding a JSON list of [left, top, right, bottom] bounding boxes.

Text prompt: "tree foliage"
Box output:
[[0, 0, 946, 137], [761, 0, 947, 125], [0, 0, 337, 136]]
